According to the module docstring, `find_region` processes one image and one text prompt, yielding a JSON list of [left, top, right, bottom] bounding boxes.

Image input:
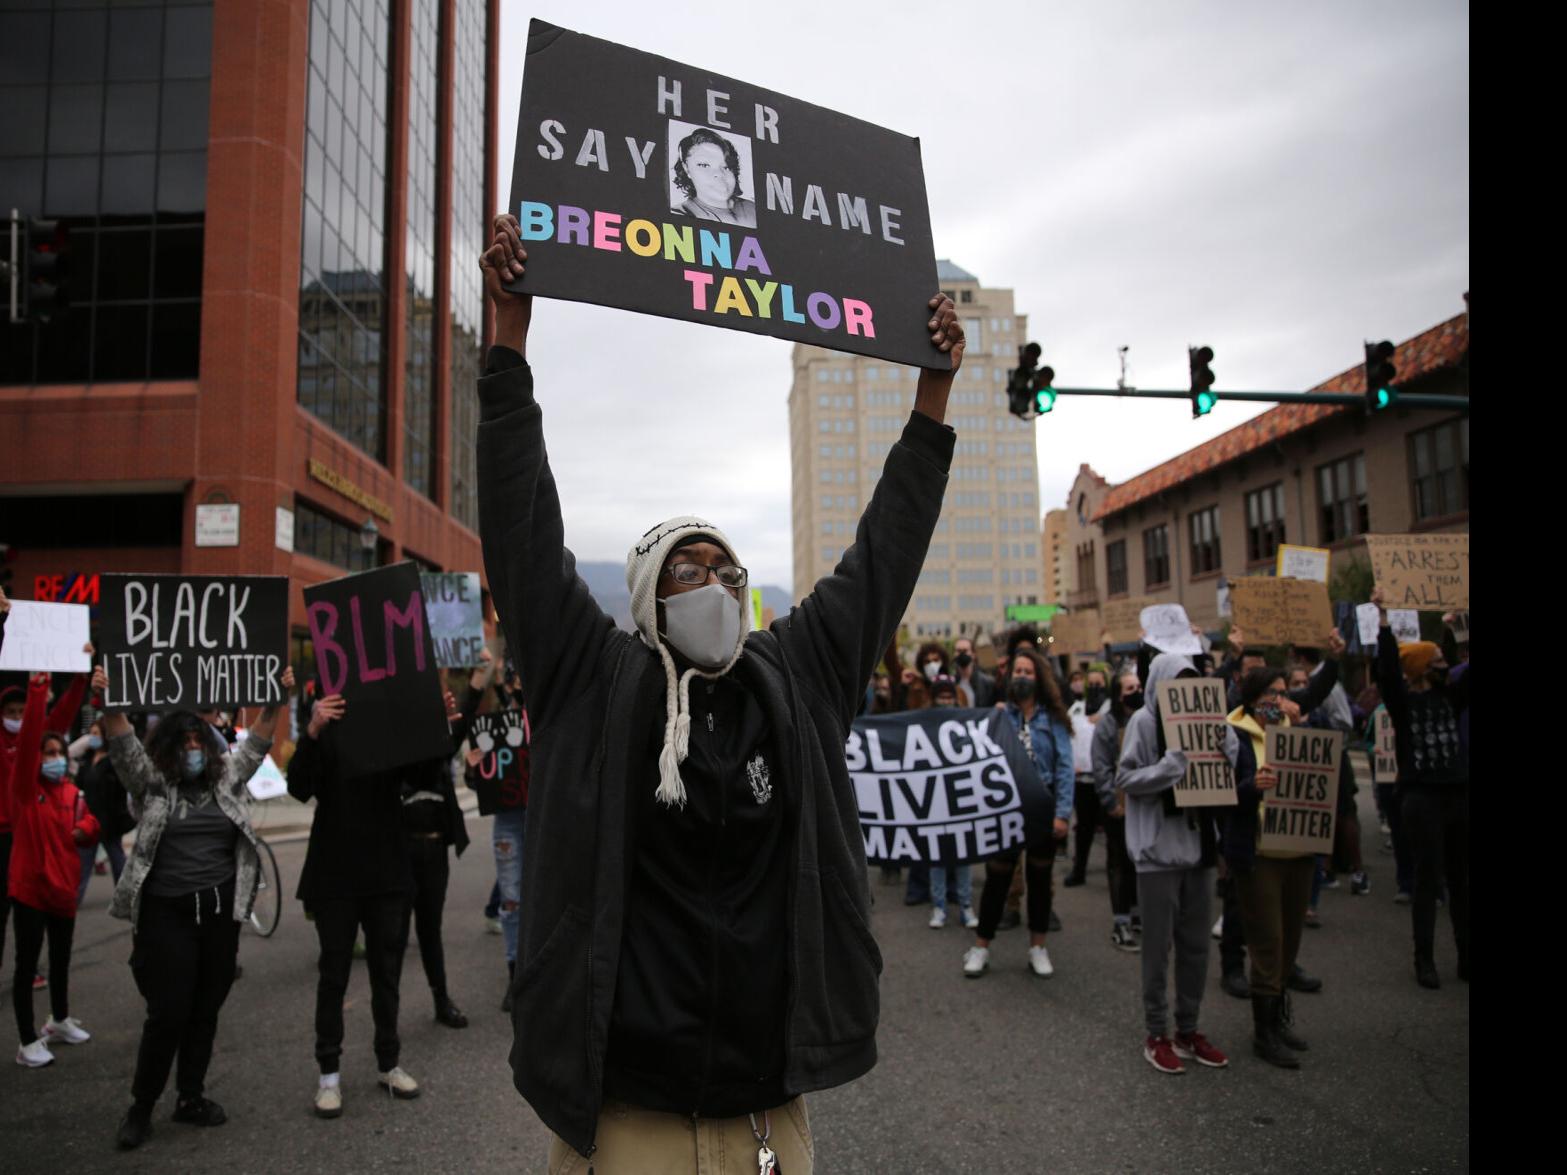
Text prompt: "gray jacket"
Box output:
[[1090, 707, 1128, 811], [1116, 653, 1238, 873], [107, 731, 271, 929]]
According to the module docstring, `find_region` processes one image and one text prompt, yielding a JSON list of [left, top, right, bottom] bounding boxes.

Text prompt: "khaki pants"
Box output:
[[548, 1097, 814, 1174], [1235, 856, 1315, 997]]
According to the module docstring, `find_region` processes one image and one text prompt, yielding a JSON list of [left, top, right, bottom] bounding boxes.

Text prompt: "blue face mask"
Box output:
[[40, 757, 68, 782], [183, 749, 207, 780], [87, 734, 104, 750]]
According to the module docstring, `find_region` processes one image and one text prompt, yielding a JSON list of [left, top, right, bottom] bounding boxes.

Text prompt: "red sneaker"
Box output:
[[1144, 1035, 1185, 1075], [32, 974, 46, 991], [1174, 1031, 1229, 1068]]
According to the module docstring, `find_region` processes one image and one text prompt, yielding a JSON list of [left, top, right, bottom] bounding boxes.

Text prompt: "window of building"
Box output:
[[298, 0, 392, 461], [1188, 506, 1221, 576], [1244, 483, 1286, 564], [0, 1, 211, 384], [1076, 541, 1096, 591], [294, 499, 386, 571], [447, 0, 487, 530], [1142, 525, 1169, 588], [1409, 419, 1469, 521], [1105, 539, 1129, 596], [401, 0, 439, 498], [1317, 453, 1369, 543]]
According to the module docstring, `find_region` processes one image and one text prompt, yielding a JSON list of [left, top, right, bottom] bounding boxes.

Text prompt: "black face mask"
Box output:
[[873, 691, 891, 707], [1007, 677, 1035, 704], [1122, 690, 1144, 713], [954, 652, 973, 670], [1085, 685, 1107, 711]]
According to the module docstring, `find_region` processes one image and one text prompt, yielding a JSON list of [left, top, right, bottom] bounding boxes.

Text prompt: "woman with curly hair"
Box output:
[[671, 127, 756, 227]]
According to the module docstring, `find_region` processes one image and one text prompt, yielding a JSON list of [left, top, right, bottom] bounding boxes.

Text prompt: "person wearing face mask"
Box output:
[[1118, 653, 1238, 1076], [962, 648, 1074, 978], [950, 636, 995, 708], [925, 675, 978, 930], [74, 721, 136, 904], [478, 214, 963, 1171], [1370, 585, 1469, 990], [1064, 666, 1112, 888], [92, 664, 293, 1147], [8, 673, 101, 1069], [1092, 672, 1145, 952]]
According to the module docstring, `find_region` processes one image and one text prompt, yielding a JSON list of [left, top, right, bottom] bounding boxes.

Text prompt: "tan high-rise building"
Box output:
[[1042, 508, 1068, 605], [788, 261, 1041, 640]]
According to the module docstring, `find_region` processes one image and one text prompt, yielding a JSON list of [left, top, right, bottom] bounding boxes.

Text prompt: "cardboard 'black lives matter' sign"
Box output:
[[508, 21, 939, 367], [304, 562, 450, 777], [1155, 678, 1236, 807], [99, 575, 288, 712], [469, 710, 530, 815], [1259, 726, 1343, 855], [847, 708, 1053, 866]]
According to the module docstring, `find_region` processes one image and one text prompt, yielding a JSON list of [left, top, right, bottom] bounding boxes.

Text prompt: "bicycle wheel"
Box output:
[[249, 837, 282, 938]]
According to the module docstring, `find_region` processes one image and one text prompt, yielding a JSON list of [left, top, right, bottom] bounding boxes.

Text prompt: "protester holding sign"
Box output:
[[1370, 585, 1469, 990], [92, 662, 293, 1149], [961, 648, 1073, 979], [1091, 671, 1145, 952], [476, 215, 960, 1169], [1118, 653, 1238, 1075], [8, 673, 101, 1070]]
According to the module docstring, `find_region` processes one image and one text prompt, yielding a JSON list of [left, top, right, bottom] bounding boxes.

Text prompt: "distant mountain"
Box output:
[[575, 562, 792, 631]]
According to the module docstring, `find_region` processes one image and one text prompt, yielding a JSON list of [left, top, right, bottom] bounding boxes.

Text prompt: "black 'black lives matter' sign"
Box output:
[[508, 21, 940, 367]]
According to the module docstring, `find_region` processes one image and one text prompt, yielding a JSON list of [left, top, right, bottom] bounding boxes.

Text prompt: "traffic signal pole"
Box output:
[[1040, 386, 1469, 412]]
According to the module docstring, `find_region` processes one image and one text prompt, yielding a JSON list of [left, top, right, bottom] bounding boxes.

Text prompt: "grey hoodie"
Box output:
[[1117, 653, 1238, 873]]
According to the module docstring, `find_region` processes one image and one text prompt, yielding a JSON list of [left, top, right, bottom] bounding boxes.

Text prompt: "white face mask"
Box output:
[[660, 584, 743, 671], [2, 716, 21, 735]]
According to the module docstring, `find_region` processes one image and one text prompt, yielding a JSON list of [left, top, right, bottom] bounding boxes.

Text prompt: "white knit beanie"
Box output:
[[625, 516, 750, 808]]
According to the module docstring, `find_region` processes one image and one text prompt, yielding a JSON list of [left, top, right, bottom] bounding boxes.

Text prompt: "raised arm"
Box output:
[[771, 297, 962, 723], [1286, 631, 1344, 713], [11, 675, 50, 811], [476, 215, 615, 731], [287, 693, 344, 803], [1368, 585, 1409, 727]]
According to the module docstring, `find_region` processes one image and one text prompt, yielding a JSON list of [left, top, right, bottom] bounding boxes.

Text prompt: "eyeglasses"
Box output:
[[663, 562, 748, 589]]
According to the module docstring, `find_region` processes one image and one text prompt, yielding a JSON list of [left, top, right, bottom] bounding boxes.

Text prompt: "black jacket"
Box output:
[[477, 348, 952, 1156]]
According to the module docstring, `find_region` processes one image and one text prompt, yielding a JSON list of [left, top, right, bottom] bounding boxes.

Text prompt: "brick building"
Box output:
[[1087, 305, 1469, 634], [1, 0, 500, 660]]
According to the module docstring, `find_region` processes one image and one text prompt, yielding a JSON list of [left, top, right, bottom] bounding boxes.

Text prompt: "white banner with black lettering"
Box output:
[[846, 708, 1053, 866]]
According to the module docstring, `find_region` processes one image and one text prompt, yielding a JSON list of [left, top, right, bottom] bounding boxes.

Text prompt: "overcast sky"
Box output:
[[495, 0, 1468, 591]]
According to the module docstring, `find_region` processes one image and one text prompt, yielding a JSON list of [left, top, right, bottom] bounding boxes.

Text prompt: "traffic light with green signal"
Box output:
[[1189, 345, 1216, 417], [1364, 340, 1397, 411], [1033, 365, 1056, 414]]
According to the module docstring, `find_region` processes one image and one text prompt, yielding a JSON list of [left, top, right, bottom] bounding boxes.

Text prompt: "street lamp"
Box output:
[[359, 517, 379, 570]]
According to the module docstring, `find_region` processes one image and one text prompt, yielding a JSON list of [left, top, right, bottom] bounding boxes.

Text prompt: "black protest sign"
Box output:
[[847, 708, 1051, 866], [508, 21, 939, 367], [304, 562, 450, 776], [420, 572, 485, 668], [468, 710, 529, 815], [1259, 725, 1343, 854], [1373, 709, 1398, 782], [98, 575, 289, 712], [1154, 678, 1236, 807]]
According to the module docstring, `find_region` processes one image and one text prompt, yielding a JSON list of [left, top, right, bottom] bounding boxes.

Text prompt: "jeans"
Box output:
[[493, 807, 526, 965], [1136, 868, 1213, 1038], [130, 883, 239, 1105], [311, 892, 408, 1074], [402, 836, 452, 998], [1402, 788, 1470, 965], [929, 863, 973, 911], [10, 899, 75, 1045]]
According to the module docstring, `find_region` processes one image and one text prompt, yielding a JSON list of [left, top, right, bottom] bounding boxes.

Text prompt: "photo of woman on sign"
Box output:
[[669, 124, 757, 228]]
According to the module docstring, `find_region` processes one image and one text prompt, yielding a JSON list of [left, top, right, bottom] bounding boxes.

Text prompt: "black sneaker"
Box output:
[[1111, 922, 1140, 953], [172, 1096, 227, 1127], [117, 1105, 154, 1149], [1062, 871, 1087, 888], [1350, 871, 1371, 896], [435, 997, 469, 1029], [1220, 969, 1250, 1000], [1286, 964, 1323, 994], [1415, 958, 1441, 990]]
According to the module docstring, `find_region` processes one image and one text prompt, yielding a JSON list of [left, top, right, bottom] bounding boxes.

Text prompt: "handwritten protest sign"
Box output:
[[1228, 576, 1333, 647], [99, 576, 288, 711], [1155, 677, 1236, 807], [1373, 709, 1398, 782], [1141, 603, 1202, 655], [508, 21, 938, 366], [1364, 533, 1469, 610], [304, 562, 449, 776], [1389, 609, 1421, 643], [0, 601, 91, 673], [1102, 595, 1155, 644], [469, 710, 530, 814], [1275, 544, 1330, 583], [420, 572, 485, 668], [1050, 609, 1102, 657], [1355, 603, 1381, 648], [1258, 725, 1343, 854], [847, 708, 1051, 865]]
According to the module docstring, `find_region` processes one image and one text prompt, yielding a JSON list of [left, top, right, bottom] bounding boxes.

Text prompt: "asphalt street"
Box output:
[[0, 766, 1468, 1173]]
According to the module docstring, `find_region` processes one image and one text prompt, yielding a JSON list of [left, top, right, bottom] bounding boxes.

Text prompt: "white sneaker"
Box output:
[[377, 1066, 420, 1099], [314, 1084, 343, 1118], [484, 916, 503, 936], [962, 946, 990, 977], [1028, 945, 1055, 978], [960, 906, 979, 930], [928, 907, 947, 929], [41, 1016, 91, 1045], [15, 1039, 54, 1068], [1211, 916, 1224, 940]]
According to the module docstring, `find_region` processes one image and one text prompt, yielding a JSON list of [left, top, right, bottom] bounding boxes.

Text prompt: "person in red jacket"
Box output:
[[9, 672, 100, 1068]]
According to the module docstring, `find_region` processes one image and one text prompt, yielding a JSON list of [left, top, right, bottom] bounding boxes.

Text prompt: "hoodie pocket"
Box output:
[[792, 869, 882, 1048]]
